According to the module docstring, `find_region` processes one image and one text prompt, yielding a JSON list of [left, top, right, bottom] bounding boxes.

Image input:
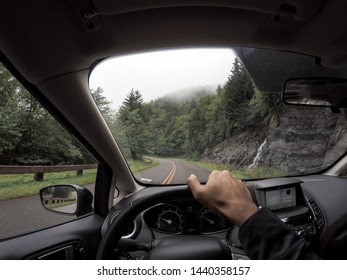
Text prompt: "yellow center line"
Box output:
[[162, 161, 177, 185]]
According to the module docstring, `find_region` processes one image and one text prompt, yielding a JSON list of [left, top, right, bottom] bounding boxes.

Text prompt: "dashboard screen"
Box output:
[[265, 187, 296, 210]]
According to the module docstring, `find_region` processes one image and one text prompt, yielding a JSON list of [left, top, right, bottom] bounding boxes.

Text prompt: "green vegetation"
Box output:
[[128, 157, 158, 172], [0, 158, 158, 200], [175, 158, 229, 172], [1, 57, 281, 167], [0, 56, 284, 201], [44, 200, 77, 210], [232, 166, 284, 179], [180, 158, 284, 179], [0, 62, 95, 165], [0, 169, 97, 200], [110, 58, 282, 163]]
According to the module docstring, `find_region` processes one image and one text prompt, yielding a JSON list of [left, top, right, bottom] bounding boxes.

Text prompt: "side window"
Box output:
[[0, 63, 97, 239]]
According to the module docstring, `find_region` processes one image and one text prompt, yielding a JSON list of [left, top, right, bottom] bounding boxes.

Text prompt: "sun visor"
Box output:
[[234, 47, 347, 93]]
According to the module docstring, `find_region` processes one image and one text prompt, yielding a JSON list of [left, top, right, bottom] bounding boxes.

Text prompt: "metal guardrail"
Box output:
[[0, 164, 98, 181]]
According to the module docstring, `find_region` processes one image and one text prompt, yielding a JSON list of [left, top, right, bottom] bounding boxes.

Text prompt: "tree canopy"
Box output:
[[0, 57, 281, 165], [110, 57, 281, 161], [0, 63, 94, 165]]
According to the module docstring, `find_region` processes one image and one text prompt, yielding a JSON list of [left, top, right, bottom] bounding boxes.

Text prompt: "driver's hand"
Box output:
[[187, 170, 258, 227]]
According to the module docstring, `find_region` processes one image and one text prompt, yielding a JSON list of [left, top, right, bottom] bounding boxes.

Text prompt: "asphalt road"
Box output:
[[0, 159, 210, 239], [135, 158, 211, 184]]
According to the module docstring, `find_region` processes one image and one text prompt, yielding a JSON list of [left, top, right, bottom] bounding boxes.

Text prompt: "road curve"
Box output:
[[170, 159, 211, 184], [135, 158, 175, 184], [134, 157, 211, 185]]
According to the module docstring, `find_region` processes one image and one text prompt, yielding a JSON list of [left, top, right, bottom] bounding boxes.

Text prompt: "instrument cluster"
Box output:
[[143, 202, 233, 234]]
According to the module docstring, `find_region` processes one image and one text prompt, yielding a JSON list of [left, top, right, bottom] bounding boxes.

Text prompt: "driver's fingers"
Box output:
[[187, 174, 202, 197]]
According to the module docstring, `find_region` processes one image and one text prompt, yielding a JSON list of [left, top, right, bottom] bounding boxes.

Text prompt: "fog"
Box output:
[[89, 48, 236, 110]]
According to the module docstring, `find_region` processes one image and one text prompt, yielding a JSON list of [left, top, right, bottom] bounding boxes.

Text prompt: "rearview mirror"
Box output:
[[40, 184, 93, 216], [282, 78, 347, 108]]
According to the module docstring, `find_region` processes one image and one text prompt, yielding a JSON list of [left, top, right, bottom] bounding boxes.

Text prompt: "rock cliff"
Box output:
[[202, 106, 347, 175]]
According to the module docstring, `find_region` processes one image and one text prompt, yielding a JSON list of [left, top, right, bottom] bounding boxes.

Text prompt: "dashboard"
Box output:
[[102, 175, 347, 260], [143, 202, 233, 234]]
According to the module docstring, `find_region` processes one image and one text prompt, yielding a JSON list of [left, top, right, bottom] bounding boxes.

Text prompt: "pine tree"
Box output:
[[220, 57, 255, 135], [117, 89, 147, 160], [91, 87, 112, 117]]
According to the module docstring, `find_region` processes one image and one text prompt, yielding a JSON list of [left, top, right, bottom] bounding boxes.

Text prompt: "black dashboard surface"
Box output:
[[104, 175, 347, 259], [298, 175, 347, 257]]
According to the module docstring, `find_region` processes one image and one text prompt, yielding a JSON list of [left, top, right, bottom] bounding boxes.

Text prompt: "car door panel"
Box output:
[[0, 214, 103, 260]]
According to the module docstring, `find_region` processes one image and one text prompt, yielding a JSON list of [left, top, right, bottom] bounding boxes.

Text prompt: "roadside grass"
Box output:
[[128, 157, 158, 173], [232, 166, 284, 179], [44, 200, 77, 210], [0, 169, 97, 201], [175, 158, 229, 172], [0, 158, 158, 201], [0, 157, 281, 200], [176, 158, 283, 179]]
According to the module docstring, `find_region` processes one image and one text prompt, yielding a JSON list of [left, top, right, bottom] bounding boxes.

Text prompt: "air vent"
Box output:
[[309, 199, 325, 233]]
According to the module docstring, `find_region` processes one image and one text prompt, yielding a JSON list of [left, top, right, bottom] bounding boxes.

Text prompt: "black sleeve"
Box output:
[[238, 207, 320, 259]]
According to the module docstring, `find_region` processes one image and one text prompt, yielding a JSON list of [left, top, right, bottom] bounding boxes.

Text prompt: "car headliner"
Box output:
[[1, 0, 347, 197], [2, 0, 347, 84]]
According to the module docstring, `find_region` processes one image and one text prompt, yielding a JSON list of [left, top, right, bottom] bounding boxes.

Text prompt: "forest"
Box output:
[[0, 63, 93, 165], [0, 58, 282, 166], [108, 58, 282, 163]]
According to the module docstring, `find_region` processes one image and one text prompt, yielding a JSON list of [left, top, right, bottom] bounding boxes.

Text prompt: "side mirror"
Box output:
[[40, 184, 93, 216], [283, 77, 347, 108]]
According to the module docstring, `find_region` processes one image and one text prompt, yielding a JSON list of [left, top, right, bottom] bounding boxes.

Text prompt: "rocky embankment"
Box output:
[[202, 107, 347, 174]]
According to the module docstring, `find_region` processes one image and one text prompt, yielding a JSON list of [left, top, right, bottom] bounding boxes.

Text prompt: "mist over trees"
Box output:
[[111, 57, 281, 161]]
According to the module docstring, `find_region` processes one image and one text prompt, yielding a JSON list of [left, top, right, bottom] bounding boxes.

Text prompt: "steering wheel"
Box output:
[[96, 186, 233, 259]]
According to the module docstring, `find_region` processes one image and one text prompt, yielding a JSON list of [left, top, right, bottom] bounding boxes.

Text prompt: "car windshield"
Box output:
[[89, 47, 347, 184]]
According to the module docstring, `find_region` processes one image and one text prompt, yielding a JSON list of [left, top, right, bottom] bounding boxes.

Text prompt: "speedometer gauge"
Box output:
[[155, 205, 185, 233], [197, 207, 233, 233], [143, 204, 185, 234]]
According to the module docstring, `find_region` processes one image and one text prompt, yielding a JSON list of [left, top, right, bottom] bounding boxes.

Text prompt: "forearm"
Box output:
[[238, 207, 319, 259]]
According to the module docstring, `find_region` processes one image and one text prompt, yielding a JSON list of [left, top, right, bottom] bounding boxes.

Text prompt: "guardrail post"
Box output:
[[0, 164, 97, 179], [76, 169, 83, 177], [34, 172, 44, 182]]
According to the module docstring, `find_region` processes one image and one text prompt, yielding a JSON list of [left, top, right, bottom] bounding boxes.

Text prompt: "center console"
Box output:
[[253, 178, 317, 239]]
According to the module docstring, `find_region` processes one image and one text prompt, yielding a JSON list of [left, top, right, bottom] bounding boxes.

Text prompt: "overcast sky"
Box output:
[[89, 48, 236, 110]]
